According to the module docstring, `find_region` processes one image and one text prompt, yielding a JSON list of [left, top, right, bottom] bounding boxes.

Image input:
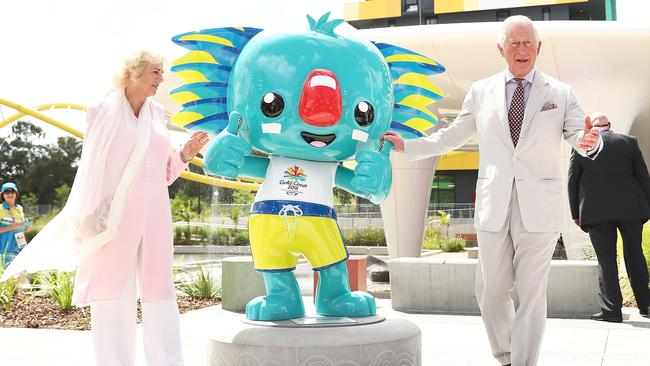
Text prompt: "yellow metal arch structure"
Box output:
[[0, 98, 260, 191]]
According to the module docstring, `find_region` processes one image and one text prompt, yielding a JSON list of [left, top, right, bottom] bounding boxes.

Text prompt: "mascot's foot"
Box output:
[[315, 262, 376, 317], [246, 294, 306, 321], [316, 290, 376, 317], [245, 272, 305, 321]]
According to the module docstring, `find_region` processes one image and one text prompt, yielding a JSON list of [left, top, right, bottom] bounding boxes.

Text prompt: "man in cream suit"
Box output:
[[383, 15, 601, 366]]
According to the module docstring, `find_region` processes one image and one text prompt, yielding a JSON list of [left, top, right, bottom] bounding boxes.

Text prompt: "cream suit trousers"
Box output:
[[475, 184, 558, 366], [90, 244, 184, 366]]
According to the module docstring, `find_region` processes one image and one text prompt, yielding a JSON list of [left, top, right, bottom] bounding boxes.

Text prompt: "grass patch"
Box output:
[[177, 266, 221, 299]]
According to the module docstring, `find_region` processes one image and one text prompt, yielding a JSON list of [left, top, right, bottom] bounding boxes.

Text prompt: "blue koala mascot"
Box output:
[[170, 13, 444, 321]]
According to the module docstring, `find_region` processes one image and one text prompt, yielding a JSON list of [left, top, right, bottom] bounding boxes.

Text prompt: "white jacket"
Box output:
[[405, 70, 590, 232]]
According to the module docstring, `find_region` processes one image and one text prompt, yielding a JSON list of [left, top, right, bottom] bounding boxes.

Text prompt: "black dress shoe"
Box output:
[[591, 311, 623, 323], [640, 306, 650, 317]]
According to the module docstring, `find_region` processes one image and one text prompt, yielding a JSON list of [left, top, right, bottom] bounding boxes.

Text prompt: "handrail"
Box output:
[[0, 98, 260, 191]]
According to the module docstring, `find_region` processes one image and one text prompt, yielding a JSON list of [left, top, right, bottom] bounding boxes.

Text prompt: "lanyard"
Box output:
[[1, 201, 17, 222]]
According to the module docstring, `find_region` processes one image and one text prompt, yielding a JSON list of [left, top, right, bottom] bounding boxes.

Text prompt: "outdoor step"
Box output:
[[221, 256, 265, 312], [390, 258, 600, 318]]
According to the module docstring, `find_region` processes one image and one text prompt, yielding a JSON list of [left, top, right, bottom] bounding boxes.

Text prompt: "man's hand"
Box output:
[[381, 131, 405, 152], [573, 219, 581, 227], [577, 115, 601, 150]]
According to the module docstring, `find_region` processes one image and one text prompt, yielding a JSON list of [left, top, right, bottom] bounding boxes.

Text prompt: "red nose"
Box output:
[[298, 69, 342, 126]]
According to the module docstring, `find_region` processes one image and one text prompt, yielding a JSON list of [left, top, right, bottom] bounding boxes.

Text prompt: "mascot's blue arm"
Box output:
[[203, 113, 270, 180], [240, 156, 270, 179], [334, 165, 390, 205], [335, 141, 394, 204]]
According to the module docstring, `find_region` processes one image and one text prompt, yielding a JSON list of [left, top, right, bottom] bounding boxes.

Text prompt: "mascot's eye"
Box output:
[[260, 92, 285, 118], [354, 101, 374, 127]]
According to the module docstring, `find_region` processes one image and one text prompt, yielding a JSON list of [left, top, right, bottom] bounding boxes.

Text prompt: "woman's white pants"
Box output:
[[90, 248, 184, 366]]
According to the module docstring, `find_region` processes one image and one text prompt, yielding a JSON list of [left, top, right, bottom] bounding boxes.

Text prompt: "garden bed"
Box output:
[[0, 289, 220, 331]]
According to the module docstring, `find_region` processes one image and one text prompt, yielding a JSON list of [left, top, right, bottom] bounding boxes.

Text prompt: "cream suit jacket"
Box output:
[[405, 70, 589, 232]]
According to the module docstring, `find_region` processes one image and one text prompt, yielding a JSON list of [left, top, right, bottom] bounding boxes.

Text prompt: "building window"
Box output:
[[425, 16, 438, 25], [404, 0, 418, 13], [496, 10, 510, 22], [431, 175, 455, 204], [543, 6, 551, 21], [388, 19, 397, 27]]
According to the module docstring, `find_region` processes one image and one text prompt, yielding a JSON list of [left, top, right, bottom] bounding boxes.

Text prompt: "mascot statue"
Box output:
[[170, 13, 444, 321]]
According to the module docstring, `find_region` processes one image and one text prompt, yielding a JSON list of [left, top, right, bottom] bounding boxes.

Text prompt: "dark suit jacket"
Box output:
[[568, 131, 650, 228]]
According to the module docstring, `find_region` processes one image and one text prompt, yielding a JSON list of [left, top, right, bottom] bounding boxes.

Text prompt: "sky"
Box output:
[[0, 0, 348, 144]]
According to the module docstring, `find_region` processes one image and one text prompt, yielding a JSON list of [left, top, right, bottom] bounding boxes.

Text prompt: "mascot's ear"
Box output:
[[374, 42, 445, 139], [170, 27, 263, 133]]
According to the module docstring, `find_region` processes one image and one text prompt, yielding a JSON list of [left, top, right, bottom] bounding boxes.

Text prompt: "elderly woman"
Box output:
[[3, 51, 209, 366], [0, 182, 31, 264]]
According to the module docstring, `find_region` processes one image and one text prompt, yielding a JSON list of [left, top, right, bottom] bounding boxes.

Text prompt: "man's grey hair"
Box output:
[[497, 15, 541, 46], [590, 112, 611, 127]]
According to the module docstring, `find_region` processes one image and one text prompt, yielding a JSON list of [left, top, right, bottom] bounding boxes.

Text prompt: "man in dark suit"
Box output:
[[568, 112, 650, 322]]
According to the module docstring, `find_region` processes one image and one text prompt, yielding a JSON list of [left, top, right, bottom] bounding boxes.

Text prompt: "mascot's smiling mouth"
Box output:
[[301, 131, 336, 148]]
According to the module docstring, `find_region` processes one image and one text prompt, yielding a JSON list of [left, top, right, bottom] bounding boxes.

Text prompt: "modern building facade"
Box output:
[[345, 0, 617, 28]]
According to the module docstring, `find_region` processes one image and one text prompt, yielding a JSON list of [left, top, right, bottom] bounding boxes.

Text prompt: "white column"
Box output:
[[381, 152, 437, 259]]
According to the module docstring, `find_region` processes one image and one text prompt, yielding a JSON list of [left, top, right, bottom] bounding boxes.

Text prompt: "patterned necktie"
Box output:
[[508, 78, 525, 147]]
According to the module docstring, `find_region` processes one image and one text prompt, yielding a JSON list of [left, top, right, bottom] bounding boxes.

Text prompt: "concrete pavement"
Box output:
[[1, 298, 649, 365]]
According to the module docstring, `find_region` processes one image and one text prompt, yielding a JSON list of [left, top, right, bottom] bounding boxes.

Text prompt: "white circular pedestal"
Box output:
[[207, 316, 421, 366]]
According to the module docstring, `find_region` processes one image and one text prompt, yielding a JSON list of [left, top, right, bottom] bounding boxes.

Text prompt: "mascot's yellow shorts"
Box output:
[[248, 200, 348, 272]]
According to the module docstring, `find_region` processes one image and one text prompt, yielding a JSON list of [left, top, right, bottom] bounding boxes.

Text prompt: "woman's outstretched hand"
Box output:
[[181, 131, 210, 162]]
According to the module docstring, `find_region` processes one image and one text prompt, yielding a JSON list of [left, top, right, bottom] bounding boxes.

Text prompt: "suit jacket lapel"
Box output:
[[494, 71, 509, 131], [521, 71, 550, 132]]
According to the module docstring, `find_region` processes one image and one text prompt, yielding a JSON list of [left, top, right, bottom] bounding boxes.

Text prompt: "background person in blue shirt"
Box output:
[[0, 182, 31, 265]]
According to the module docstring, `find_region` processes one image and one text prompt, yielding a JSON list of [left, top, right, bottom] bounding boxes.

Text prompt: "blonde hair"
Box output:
[[114, 50, 164, 90]]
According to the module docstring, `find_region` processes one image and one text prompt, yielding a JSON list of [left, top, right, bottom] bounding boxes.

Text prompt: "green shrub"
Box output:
[[174, 225, 195, 245], [183, 226, 192, 242], [195, 227, 209, 243], [230, 230, 249, 246], [0, 256, 17, 311], [343, 228, 386, 247], [43, 270, 75, 310], [24, 227, 39, 242], [0, 281, 16, 311], [0, 254, 6, 276], [440, 236, 466, 252], [423, 218, 444, 249], [177, 266, 221, 299], [344, 229, 361, 246], [210, 229, 231, 245], [21, 209, 59, 243], [229, 207, 241, 228], [175, 226, 184, 242], [364, 228, 386, 246], [54, 184, 71, 209], [422, 240, 440, 250]]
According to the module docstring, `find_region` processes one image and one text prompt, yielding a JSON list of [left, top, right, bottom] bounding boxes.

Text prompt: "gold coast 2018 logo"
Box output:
[[280, 166, 308, 196]]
